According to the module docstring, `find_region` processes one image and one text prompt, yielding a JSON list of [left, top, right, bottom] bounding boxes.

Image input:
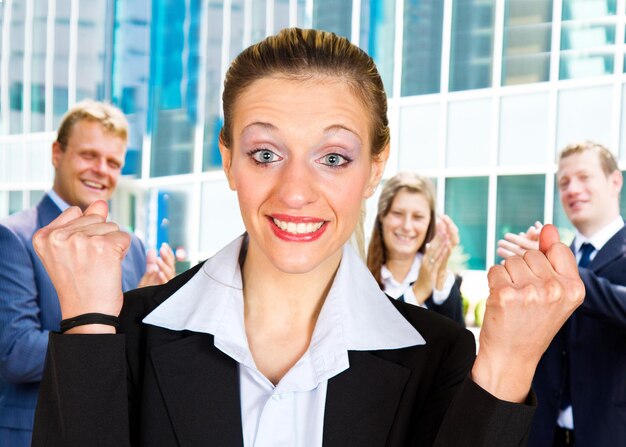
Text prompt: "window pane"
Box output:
[[495, 175, 545, 263], [360, 0, 396, 94], [557, 85, 612, 150], [112, 0, 151, 177], [31, 0, 48, 131], [296, 0, 312, 28], [450, 0, 495, 92], [445, 177, 488, 270], [53, 0, 71, 128], [9, 191, 23, 215], [447, 98, 492, 168], [146, 185, 192, 258], [560, 0, 616, 80], [401, 0, 444, 96], [312, 0, 351, 39], [620, 84, 626, 161], [202, 0, 224, 171], [499, 92, 549, 166], [200, 181, 245, 254], [553, 175, 575, 244], [76, 0, 108, 102], [9, 0, 25, 134], [149, 0, 201, 177], [562, 0, 616, 20], [275, 0, 290, 32], [399, 103, 440, 170], [502, 0, 552, 86], [29, 190, 45, 207], [0, 3, 4, 133], [251, 0, 266, 43]]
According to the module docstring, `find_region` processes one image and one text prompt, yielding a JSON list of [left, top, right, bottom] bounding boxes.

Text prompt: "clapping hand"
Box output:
[[413, 214, 459, 302], [496, 221, 542, 259], [138, 243, 176, 287]]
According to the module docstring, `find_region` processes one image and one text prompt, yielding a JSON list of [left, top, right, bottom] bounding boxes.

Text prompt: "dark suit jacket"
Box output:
[[0, 195, 146, 441], [33, 262, 536, 447], [528, 225, 626, 447], [423, 275, 466, 327]]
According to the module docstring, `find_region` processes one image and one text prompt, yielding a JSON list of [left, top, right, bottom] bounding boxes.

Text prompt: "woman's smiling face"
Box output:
[[219, 76, 388, 276]]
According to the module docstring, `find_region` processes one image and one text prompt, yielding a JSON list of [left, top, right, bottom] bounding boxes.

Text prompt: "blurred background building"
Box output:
[[1, 0, 626, 276]]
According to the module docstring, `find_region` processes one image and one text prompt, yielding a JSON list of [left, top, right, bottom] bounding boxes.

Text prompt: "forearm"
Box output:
[[579, 269, 626, 326]]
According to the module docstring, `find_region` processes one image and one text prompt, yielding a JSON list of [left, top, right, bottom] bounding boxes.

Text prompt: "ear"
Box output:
[[52, 141, 63, 169], [218, 138, 237, 191], [364, 143, 390, 199], [610, 169, 623, 196]]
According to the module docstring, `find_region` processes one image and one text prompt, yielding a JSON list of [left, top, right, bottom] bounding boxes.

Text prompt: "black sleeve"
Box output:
[[424, 276, 466, 327], [32, 333, 132, 447]]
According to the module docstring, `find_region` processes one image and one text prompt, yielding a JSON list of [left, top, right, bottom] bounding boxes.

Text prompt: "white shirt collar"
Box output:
[[143, 235, 425, 389], [380, 254, 421, 291], [574, 216, 624, 253], [47, 189, 70, 212]]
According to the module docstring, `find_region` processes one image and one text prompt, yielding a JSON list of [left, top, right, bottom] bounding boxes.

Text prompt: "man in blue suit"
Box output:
[[497, 141, 626, 446], [0, 100, 176, 446]]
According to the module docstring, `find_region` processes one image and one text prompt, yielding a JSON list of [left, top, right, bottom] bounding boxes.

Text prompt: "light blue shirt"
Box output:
[[143, 235, 425, 447], [47, 189, 70, 212]]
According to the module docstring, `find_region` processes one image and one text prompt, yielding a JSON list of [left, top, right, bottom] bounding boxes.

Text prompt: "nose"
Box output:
[[402, 215, 412, 230], [91, 157, 108, 176], [276, 158, 319, 209]]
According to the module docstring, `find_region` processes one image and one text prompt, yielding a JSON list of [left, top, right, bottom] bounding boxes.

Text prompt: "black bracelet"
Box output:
[[60, 313, 121, 333]]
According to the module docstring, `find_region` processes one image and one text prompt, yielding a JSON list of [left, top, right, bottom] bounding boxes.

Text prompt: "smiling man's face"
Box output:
[[52, 120, 126, 211]]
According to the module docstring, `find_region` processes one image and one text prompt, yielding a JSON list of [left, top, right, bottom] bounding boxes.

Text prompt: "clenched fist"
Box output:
[[33, 200, 130, 332]]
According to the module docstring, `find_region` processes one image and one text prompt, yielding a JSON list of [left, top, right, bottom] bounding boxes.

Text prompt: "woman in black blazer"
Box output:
[[32, 28, 584, 447], [367, 172, 466, 326]]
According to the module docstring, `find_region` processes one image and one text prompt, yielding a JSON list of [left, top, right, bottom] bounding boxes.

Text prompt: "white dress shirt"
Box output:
[[143, 235, 425, 447], [380, 253, 454, 307], [557, 215, 624, 430]]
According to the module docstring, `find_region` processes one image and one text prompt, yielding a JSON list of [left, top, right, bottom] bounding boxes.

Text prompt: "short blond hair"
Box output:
[[558, 141, 618, 176], [56, 100, 128, 149]]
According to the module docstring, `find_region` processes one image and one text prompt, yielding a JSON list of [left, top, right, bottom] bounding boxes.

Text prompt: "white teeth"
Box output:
[[83, 180, 104, 190], [273, 218, 324, 234]]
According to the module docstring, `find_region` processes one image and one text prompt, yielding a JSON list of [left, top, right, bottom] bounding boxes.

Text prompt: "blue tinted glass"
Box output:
[[113, 0, 151, 176], [76, 0, 108, 102], [202, 0, 224, 171], [312, 0, 351, 39], [445, 177, 489, 270], [148, 0, 201, 177], [401, 0, 444, 96], [502, 0, 552, 86], [495, 175, 545, 264], [360, 0, 396, 94], [53, 0, 71, 128], [31, 0, 48, 131], [450, 0, 495, 92], [9, 0, 25, 134]]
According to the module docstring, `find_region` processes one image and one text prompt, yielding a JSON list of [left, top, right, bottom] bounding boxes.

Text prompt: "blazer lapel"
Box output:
[[36, 194, 62, 229], [150, 333, 244, 446], [323, 351, 410, 447], [590, 226, 626, 272]]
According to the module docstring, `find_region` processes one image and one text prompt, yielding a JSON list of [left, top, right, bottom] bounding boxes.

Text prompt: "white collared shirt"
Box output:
[[380, 253, 454, 307], [143, 235, 425, 447], [558, 215, 624, 430]]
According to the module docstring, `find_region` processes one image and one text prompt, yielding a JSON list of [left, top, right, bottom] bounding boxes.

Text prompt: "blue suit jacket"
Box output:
[[529, 225, 626, 447], [0, 195, 146, 442]]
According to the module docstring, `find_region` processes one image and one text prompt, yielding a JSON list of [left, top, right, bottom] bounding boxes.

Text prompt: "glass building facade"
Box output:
[[1, 0, 626, 271]]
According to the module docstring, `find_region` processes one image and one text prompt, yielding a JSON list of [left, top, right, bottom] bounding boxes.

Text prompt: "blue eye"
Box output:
[[319, 153, 349, 167], [250, 149, 280, 164]]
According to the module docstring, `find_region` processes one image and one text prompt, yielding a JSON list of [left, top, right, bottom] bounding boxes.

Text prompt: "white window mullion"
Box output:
[[68, 0, 78, 106], [23, 0, 34, 133], [1, 0, 13, 135], [44, 0, 56, 131]]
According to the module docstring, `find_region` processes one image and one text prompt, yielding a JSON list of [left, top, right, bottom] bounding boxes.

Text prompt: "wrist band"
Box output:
[[60, 313, 120, 333]]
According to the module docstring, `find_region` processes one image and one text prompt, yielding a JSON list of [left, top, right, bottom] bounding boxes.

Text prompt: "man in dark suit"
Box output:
[[497, 141, 626, 446], [0, 100, 176, 446]]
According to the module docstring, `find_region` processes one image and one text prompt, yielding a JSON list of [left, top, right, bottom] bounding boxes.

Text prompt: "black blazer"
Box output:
[[529, 226, 626, 447], [33, 263, 535, 447], [423, 275, 466, 327]]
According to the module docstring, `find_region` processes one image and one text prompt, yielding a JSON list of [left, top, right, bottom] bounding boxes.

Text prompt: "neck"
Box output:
[[578, 211, 620, 238], [385, 253, 415, 283]]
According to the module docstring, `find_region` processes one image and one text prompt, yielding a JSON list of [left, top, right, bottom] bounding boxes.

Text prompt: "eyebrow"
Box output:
[[240, 122, 362, 143]]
